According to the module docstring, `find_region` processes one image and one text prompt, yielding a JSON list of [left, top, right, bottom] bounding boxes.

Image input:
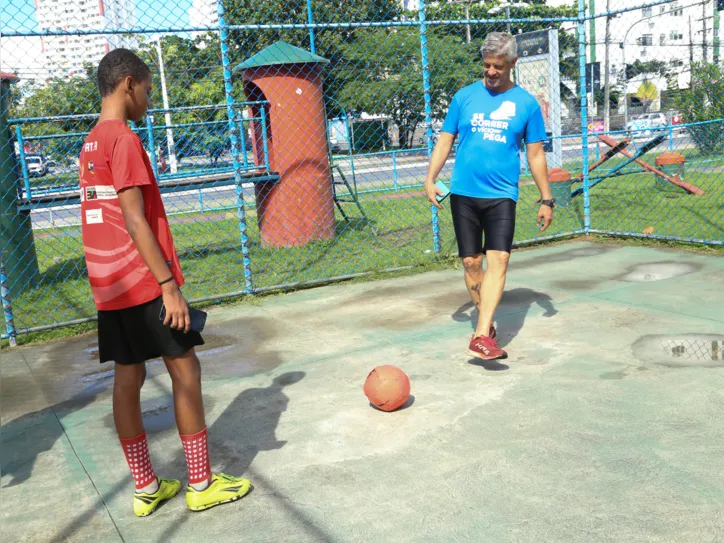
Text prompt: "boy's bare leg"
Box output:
[[113, 363, 147, 438], [163, 348, 253, 509], [114, 363, 162, 496], [163, 349, 205, 435]]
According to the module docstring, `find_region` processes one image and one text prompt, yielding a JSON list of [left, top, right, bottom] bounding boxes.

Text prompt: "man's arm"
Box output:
[[424, 132, 456, 208], [118, 186, 191, 332], [526, 141, 554, 231]]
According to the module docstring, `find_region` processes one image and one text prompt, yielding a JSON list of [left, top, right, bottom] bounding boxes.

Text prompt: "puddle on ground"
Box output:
[[38, 315, 285, 407], [619, 262, 702, 282], [632, 334, 724, 368], [554, 260, 703, 291]]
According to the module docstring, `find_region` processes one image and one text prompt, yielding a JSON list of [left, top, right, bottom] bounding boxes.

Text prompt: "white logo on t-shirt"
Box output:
[[489, 101, 516, 121]]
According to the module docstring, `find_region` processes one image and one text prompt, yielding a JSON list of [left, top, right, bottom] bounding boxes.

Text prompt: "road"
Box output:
[[27, 132, 695, 231]]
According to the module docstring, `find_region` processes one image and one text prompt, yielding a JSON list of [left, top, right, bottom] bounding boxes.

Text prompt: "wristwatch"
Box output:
[[540, 198, 556, 208]]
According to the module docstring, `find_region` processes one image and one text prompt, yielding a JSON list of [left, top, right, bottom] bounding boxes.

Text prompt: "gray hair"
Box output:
[[480, 32, 517, 60]]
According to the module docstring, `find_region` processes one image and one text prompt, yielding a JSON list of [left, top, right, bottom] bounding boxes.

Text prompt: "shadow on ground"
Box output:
[[1, 385, 107, 489], [42, 372, 316, 543], [452, 287, 558, 348]]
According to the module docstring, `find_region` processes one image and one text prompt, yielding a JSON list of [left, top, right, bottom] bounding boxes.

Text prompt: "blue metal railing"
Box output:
[[9, 102, 274, 203]]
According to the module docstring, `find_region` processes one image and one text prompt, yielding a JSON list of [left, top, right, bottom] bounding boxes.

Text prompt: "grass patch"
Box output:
[[2, 169, 723, 346]]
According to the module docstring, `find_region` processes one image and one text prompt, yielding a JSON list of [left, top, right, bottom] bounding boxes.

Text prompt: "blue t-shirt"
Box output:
[[441, 81, 547, 201]]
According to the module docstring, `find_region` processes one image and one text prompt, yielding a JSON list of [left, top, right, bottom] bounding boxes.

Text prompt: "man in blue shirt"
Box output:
[[425, 32, 555, 361]]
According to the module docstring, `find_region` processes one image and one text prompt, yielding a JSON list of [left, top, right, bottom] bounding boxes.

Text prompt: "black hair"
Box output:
[[97, 48, 151, 97]]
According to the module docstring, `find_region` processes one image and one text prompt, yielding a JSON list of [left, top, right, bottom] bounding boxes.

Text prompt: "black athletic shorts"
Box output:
[[97, 296, 204, 365], [450, 194, 517, 256]]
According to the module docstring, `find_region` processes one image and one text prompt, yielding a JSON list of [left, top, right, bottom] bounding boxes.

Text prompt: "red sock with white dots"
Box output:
[[119, 432, 159, 494], [180, 427, 212, 491]]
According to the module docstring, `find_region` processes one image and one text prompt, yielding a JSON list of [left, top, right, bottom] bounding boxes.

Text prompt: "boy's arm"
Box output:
[[118, 186, 191, 333]]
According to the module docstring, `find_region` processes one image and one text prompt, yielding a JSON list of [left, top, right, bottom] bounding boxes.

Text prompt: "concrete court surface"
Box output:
[[3, 240, 724, 543]]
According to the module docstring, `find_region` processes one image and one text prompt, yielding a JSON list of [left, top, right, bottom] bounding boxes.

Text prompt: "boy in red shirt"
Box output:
[[80, 48, 251, 517]]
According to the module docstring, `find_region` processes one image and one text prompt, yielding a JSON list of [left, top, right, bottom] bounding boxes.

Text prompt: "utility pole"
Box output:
[[603, 0, 612, 132], [487, 2, 529, 35], [451, 1, 473, 44], [703, 1, 708, 61], [690, 15, 695, 65], [155, 37, 178, 174], [466, 2, 471, 44], [715, 1, 720, 64]]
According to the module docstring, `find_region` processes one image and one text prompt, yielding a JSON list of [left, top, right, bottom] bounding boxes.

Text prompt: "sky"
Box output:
[[0, 0, 194, 78], [0, 0, 194, 33]]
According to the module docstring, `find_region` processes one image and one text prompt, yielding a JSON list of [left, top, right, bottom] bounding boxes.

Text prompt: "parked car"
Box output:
[[24, 154, 48, 177], [626, 112, 667, 136]]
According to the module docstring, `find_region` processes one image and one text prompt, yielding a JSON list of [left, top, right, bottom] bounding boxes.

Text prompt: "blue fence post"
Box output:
[[578, 0, 590, 233], [307, 0, 316, 54], [669, 124, 674, 151], [217, 0, 255, 294], [392, 150, 398, 189], [144, 116, 160, 180], [15, 127, 31, 200], [418, 0, 440, 253], [0, 260, 17, 347]]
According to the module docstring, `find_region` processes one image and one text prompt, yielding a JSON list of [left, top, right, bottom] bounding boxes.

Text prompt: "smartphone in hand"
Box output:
[[435, 180, 450, 203], [159, 304, 207, 333]]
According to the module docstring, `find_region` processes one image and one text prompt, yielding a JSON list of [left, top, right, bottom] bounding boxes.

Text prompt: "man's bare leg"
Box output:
[[462, 254, 484, 314], [475, 250, 510, 338]]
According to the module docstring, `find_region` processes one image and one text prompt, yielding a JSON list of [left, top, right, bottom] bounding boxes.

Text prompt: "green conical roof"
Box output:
[[234, 41, 329, 71]]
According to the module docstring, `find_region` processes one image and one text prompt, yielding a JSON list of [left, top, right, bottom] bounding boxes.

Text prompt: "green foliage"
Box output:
[[12, 64, 99, 134], [9, 1, 583, 158], [337, 28, 478, 147], [592, 88, 620, 108], [672, 62, 724, 156], [624, 60, 668, 80]]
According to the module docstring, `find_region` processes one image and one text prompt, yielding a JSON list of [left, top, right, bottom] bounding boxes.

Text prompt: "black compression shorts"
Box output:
[[449, 194, 517, 256]]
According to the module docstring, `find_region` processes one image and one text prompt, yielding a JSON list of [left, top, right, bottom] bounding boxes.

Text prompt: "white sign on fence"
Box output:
[[514, 28, 563, 168]]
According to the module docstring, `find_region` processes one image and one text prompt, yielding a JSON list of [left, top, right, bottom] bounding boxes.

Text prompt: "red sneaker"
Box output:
[[467, 334, 507, 360], [489, 325, 497, 341]]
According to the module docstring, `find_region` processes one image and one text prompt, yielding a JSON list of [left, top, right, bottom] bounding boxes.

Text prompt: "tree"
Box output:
[[10, 64, 100, 160], [12, 64, 99, 129], [134, 34, 231, 116], [221, 0, 401, 62], [10, 36, 230, 162], [424, 0, 578, 107], [672, 62, 724, 155], [337, 28, 478, 148], [221, 0, 402, 118], [593, 88, 620, 109], [624, 60, 668, 81]]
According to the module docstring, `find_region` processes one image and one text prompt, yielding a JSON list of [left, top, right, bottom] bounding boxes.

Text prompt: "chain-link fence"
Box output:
[[1, 0, 722, 343]]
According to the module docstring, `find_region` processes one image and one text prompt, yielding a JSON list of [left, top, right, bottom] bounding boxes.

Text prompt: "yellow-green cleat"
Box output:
[[186, 473, 252, 512], [133, 478, 182, 517]]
